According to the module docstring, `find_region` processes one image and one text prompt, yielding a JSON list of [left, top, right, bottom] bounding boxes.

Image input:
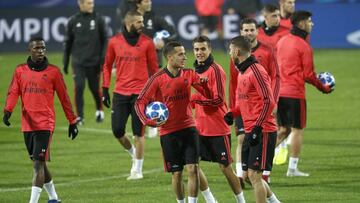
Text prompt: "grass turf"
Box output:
[[0, 50, 359, 202]]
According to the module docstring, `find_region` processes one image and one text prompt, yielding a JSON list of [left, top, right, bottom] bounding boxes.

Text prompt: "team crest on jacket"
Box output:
[[90, 20, 95, 30], [183, 79, 188, 85], [146, 19, 153, 29], [41, 74, 48, 81]]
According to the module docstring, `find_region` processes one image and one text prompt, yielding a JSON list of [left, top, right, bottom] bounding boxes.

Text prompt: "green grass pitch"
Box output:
[[0, 49, 360, 202]]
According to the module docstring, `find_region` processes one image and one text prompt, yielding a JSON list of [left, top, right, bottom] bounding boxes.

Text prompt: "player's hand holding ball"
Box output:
[[145, 101, 169, 127], [317, 71, 335, 94]]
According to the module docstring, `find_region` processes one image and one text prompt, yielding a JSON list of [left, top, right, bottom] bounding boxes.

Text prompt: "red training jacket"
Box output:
[[280, 17, 292, 29], [192, 61, 230, 136], [102, 33, 158, 95], [135, 68, 212, 136], [4, 63, 77, 132], [277, 33, 325, 99], [232, 60, 277, 133], [257, 25, 290, 49], [229, 42, 280, 109]]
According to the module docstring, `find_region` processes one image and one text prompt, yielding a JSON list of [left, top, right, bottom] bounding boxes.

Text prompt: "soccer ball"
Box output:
[[145, 101, 169, 124], [317, 71, 335, 90], [153, 30, 170, 44]]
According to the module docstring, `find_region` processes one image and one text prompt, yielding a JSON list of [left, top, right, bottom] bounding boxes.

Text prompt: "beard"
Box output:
[[130, 24, 142, 35]]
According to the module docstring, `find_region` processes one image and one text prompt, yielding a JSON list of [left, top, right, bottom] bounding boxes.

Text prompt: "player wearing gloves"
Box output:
[[3, 37, 78, 203], [225, 36, 281, 203], [135, 41, 212, 203], [276, 10, 333, 177], [102, 10, 158, 181]]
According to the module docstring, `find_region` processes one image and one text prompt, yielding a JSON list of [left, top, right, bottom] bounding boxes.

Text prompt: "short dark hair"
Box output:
[[262, 4, 279, 13], [240, 18, 258, 30], [163, 41, 183, 58], [135, 0, 143, 4], [29, 36, 44, 44], [291, 10, 312, 26], [192, 35, 211, 48], [124, 10, 142, 22], [230, 36, 251, 54]]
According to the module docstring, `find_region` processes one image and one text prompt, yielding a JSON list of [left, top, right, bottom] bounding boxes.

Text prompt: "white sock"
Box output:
[[177, 198, 186, 203], [134, 159, 144, 173], [127, 146, 136, 159], [288, 157, 299, 170], [235, 191, 246, 203], [188, 196, 198, 203], [201, 187, 216, 203], [29, 186, 42, 203], [236, 162, 243, 177], [263, 170, 270, 176], [43, 180, 58, 200], [268, 193, 281, 203]]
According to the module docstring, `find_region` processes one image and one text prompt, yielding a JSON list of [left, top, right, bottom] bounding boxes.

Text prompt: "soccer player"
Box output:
[[135, 0, 178, 138], [276, 10, 333, 177], [135, 41, 212, 203], [3, 37, 79, 203], [102, 10, 158, 180], [229, 18, 280, 184], [257, 4, 289, 49], [191, 36, 246, 203], [279, 0, 295, 29], [63, 0, 108, 125], [225, 36, 281, 203]]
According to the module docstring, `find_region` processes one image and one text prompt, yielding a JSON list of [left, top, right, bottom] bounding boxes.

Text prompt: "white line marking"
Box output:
[[0, 168, 163, 192]]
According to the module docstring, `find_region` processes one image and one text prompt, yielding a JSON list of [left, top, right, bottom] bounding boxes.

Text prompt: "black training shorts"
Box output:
[[111, 93, 144, 138], [242, 131, 276, 171], [24, 130, 52, 161], [199, 134, 232, 167], [277, 97, 307, 129], [160, 127, 200, 172]]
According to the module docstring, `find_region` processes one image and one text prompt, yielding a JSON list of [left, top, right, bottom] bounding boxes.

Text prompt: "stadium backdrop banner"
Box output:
[[0, 3, 360, 52]]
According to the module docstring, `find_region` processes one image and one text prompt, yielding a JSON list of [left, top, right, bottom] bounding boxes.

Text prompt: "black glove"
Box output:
[[102, 87, 111, 108], [63, 66, 68, 75], [3, 111, 12, 126], [68, 123, 78, 140], [248, 125, 262, 146], [224, 112, 234, 125]]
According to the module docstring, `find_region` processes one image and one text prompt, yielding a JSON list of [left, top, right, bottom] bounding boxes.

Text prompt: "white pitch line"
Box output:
[[0, 168, 163, 193]]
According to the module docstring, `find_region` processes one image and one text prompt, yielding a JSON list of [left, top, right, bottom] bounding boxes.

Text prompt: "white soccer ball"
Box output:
[[317, 71, 335, 90], [145, 101, 169, 124], [153, 30, 170, 44]]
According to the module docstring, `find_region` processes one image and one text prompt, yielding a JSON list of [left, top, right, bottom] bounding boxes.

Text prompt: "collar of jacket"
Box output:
[[80, 11, 92, 16], [252, 41, 261, 52], [193, 54, 214, 74], [291, 26, 308, 40], [122, 26, 140, 46], [261, 21, 279, 36], [27, 56, 48, 72], [234, 55, 257, 73]]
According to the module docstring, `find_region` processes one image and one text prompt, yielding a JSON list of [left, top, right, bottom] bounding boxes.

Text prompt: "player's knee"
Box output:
[[112, 126, 125, 138], [248, 170, 262, 183], [278, 127, 290, 137]]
